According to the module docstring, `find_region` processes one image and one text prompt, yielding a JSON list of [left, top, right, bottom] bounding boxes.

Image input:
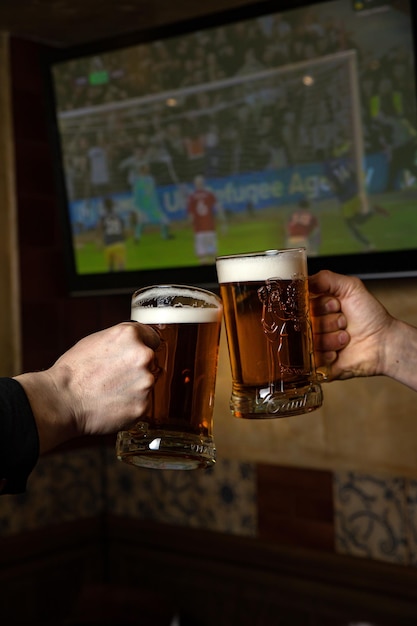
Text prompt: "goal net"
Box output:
[[56, 49, 365, 203]]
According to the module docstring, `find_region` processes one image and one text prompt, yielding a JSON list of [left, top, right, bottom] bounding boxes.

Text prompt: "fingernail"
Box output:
[[325, 298, 338, 313], [337, 314, 347, 329], [338, 330, 349, 346]]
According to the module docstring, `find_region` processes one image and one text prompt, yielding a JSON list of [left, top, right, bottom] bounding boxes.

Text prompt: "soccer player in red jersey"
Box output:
[[187, 175, 224, 264], [286, 198, 321, 256]]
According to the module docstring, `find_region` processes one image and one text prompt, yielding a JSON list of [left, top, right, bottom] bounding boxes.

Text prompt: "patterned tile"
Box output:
[[405, 479, 417, 567], [0, 447, 105, 536], [333, 471, 408, 564], [106, 447, 257, 536]]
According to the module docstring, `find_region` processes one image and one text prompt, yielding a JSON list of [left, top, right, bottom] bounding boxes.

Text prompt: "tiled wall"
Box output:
[[3, 444, 417, 574], [334, 471, 417, 566], [0, 447, 258, 538], [107, 449, 257, 536], [0, 448, 105, 534]]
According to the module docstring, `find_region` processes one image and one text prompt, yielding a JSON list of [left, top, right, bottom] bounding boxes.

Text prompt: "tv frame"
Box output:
[[42, 0, 417, 296]]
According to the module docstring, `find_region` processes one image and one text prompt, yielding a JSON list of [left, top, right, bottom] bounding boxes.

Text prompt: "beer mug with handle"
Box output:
[[116, 284, 223, 469], [216, 248, 323, 419]]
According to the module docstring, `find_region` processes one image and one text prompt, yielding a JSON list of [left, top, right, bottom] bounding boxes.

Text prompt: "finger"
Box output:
[[308, 269, 346, 296], [316, 361, 333, 382], [310, 294, 341, 316], [132, 322, 161, 350], [311, 311, 347, 335], [150, 356, 162, 380], [314, 329, 350, 353]]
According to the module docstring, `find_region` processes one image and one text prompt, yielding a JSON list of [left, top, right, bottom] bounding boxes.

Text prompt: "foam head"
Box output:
[[131, 285, 222, 324], [216, 249, 307, 284]]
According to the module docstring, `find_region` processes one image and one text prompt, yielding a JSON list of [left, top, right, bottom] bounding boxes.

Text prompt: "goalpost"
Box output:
[[57, 49, 365, 206]]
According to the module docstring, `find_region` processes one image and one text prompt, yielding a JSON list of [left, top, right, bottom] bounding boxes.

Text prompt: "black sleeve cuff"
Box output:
[[0, 377, 40, 494]]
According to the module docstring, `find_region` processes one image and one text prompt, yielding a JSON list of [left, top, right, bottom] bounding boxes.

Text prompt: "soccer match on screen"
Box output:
[[51, 0, 417, 276]]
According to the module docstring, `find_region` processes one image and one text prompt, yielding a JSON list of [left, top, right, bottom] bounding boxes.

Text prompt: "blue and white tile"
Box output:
[[0, 447, 105, 536], [106, 448, 257, 536], [405, 479, 417, 566], [333, 471, 408, 564]]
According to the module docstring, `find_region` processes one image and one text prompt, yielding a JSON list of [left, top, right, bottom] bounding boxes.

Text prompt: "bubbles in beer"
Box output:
[[182, 369, 192, 384]]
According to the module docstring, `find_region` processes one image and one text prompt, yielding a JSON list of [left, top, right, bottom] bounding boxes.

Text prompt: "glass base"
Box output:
[[230, 381, 323, 419], [116, 423, 216, 470]]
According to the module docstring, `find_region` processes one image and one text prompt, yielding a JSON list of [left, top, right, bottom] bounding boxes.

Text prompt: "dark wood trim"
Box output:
[[107, 517, 417, 624], [0, 516, 104, 569], [0, 517, 106, 625], [1, 516, 417, 625]]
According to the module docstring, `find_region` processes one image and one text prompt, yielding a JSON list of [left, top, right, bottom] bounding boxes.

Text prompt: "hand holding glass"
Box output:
[[216, 248, 323, 419], [116, 285, 223, 470]]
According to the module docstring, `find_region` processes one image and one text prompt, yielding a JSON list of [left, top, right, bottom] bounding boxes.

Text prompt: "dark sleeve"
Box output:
[[0, 377, 40, 495]]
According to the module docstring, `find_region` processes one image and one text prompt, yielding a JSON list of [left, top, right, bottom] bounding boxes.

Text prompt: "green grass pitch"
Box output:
[[73, 193, 417, 275]]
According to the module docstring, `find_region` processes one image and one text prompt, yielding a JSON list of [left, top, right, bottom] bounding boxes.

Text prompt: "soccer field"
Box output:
[[74, 211, 287, 274], [74, 193, 417, 275]]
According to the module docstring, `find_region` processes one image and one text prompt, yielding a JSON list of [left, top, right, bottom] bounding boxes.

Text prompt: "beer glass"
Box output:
[[216, 248, 323, 419], [116, 285, 223, 470]]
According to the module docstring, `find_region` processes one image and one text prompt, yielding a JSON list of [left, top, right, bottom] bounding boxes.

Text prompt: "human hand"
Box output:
[[15, 322, 160, 453], [309, 270, 393, 381]]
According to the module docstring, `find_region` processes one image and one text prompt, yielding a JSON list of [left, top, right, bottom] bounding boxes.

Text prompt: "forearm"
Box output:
[[382, 318, 417, 391]]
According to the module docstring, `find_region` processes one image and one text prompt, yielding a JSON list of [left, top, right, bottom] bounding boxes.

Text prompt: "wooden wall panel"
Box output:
[[0, 34, 21, 376], [0, 518, 104, 625], [10, 36, 126, 374], [257, 463, 334, 552], [1, 516, 417, 625]]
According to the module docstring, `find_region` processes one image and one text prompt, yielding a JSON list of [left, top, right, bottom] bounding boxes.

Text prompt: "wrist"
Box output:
[[381, 318, 417, 386], [13, 370, 78, 454]]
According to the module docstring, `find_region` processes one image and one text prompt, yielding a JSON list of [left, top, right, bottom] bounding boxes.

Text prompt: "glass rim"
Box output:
[[215, 247, 306, 263], [132, 284, 222, 307]]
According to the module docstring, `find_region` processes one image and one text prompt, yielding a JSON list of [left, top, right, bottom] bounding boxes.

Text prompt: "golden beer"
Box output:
[[216, 249, 322, 418], [116, 285, 222, 469]]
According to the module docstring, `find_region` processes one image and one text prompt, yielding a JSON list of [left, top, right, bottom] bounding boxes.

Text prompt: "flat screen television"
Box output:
[[44, 0, 417, 295]]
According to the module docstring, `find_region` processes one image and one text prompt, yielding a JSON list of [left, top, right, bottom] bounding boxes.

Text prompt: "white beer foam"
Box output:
[[133, 286, 220, 307], [216, 249, 306, 283], [131, 287, 221, 324], [132, 306, 220, 325]]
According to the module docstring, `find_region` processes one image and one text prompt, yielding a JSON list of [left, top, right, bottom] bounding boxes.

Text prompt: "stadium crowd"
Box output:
[[54, 5, 416, 199]]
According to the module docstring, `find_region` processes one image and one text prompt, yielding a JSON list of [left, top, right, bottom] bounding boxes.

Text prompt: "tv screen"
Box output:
[[44, 0, 417, 295]]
